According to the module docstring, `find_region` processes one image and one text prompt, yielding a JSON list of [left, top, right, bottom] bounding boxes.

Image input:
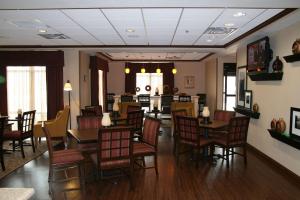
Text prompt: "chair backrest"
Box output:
[[119, 102, 141, 116], [138, 94, 150, 106], [142, 117, 161, 147], [127, 110, 144, 131], [227, 116, 250, 145], [84, 105, 103, 116], [176, 115, 200, 145], [77, 116, 102, 129], [42, 125, 54, 164], [127, 105, 141, 113], [81, 109, 97, 116], [214, 110, 236, 123], [121, 95, 134, 102], [20, 110, 36, 135], [0, 117, 6, 146], [171, 102, 195, 117], [179, 95, 191, 102], [171, 109, 187, 133], [97, 126, 133, 164]]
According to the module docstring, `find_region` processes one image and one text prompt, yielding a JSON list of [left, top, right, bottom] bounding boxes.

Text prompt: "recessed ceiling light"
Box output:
[[206, 39, 213, 43], [224, 23, 234, 27], [38, 29, 47, 33], [126, 28, 135, 33], [233, 12, 246, 17]]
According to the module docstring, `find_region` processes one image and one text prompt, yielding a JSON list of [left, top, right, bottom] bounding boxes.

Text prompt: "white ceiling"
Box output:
[[0, 0, 298, 60]]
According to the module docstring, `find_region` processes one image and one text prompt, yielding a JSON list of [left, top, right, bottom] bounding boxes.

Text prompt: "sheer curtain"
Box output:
[[7, 66, 47, 121], [136, 73, 163, 96]]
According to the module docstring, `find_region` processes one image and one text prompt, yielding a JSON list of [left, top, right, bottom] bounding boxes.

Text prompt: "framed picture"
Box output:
[[237, 66, 247, 107], [184, 76, 195, 89], [244, 90, 252, 110], [289, 107, 300, 138]]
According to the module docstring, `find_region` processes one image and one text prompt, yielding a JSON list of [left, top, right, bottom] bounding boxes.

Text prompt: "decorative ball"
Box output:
[[253, 103, 259, 113], [276, 118, 286, 134], [145, 85, 151, 91], [135, 87, 140, 92], [292, 39, 300, 54], [271, 119, 277, 130]]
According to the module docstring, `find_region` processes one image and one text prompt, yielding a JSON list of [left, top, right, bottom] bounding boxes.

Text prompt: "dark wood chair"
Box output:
[[42, 124, 85, 196], [176, 115, 213, 168], [121, 95, 134, 102], [138, 94, 151, 111], [82, 105, 103, 116], [133, 117, 161, 176], [161, 95, 173, 115], [127, 110, 144, 138], [213, 116, 250, 168], [4, 110, 36, 158], [127, 105, 141, 113], [90, 126, 134, 190], [171, 109, 187, 155], [0, 117, 6, 170]]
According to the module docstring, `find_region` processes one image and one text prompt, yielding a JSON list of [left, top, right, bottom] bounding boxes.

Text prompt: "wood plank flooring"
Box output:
[[0, 126, 300, 200]]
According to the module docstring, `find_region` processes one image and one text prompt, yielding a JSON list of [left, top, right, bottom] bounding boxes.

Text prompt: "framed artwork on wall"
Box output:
[[184, 76, 195, 89], [244, 90, 252, 110], [290, 107, 300, 138], [237, 66, 247, 107]]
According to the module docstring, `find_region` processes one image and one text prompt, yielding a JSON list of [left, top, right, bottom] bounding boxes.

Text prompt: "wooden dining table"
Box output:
[[68, 128, 98, 144]]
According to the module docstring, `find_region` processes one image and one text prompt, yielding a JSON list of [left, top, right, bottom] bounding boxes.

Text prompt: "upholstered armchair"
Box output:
[[34, 106, 70, 146]]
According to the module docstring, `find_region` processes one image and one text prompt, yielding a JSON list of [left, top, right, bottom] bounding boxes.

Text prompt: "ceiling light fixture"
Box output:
[[172, 67, 177, 74], [206, 39, 213, 43], [126, 28, 135, 33], [233, 12, 246, 17], [224, 23, 234, 27], [38, 29, 47, 33]]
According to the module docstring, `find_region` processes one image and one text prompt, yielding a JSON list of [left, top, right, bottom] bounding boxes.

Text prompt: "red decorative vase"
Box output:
[[276, 118, 286, 134], [272, 56, 283, 72], [270, 119, 277, 130]]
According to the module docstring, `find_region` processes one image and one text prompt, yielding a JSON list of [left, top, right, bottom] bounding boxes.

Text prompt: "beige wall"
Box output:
[[107, 61, 205, 95], [236, 21, 300, 176], [63, 50, 80, 129], [204, 58, 218, 115], [79, 51, 91, 108]]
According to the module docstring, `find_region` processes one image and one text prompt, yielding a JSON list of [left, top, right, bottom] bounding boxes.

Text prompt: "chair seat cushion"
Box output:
[[213, 136, 244, 147], [77, 143, 97, 152], [180, 136, 213, 147], [90, 153, 130, 170], [52, 149, 84, 166], [3, 130, 22, 139], [133, 142, 155, 156]]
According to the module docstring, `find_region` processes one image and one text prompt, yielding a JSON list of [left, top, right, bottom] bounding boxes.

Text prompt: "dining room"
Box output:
[[0, 1, 300, 199]]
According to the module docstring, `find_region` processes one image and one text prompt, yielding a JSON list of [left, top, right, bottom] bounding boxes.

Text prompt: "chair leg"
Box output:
[[129, 162, 134, 190], [0, 150, 5, 171], [226, 148, 230, 168], [20, 139, 25, 158], [13, 140, 15, 151], [243, 146, 247, 165], [173, 135, 177, 155], [79, 163, 86, 193], [154, 154, 159, 176], [48, 166, 53, 195], [31, 137, 35, 153], [176, 142, 180, 165]]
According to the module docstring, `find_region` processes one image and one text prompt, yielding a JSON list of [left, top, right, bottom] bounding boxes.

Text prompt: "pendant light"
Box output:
[[125, 62, 130, 74]]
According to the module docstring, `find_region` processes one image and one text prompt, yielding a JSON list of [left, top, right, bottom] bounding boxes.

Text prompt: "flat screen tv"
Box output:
[[247, 36, 273, 72]]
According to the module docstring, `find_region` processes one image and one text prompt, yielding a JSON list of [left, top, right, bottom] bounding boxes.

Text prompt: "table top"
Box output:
[[68, 128, 98, 144], [0, 188, 34, 200], [198, 119, 228, 129]]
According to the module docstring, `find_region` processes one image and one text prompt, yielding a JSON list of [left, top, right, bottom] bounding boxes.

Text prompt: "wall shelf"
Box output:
[[283, 54, 300, 63], [248, 71, 283, 81], [268, 129, 300, 150], [234, 107, 260, 119]]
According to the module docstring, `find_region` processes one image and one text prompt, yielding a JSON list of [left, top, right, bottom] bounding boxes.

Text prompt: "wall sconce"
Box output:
[[141, 66, 146, 73], [156, 67, 161, 74], [125, 63, 130, 74], [172, 68, 177, 74]]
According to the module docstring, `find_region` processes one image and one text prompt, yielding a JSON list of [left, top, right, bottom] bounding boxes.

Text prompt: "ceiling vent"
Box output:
[[38, 34, 70, 39], [204, 27, 237, 35]]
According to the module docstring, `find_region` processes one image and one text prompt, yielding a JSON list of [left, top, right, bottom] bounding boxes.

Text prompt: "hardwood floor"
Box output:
[[0, 126, 300, 200]]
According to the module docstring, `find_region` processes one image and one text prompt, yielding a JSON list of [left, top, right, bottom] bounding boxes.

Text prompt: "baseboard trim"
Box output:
[[247, 143, 300, 186]]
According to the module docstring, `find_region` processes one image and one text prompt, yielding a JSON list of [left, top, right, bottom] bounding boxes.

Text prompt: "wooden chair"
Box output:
[[90, 126, 134, 190], [84, 105, 103, 116], [42, 125, 85, 196], [76, 115, 102, 153], [133, 117, 161, 176], [127, 110, 144, 138], [121, 95, 134, 102], [171, 109, 187, 155], [127, 105, 141, 113], [176, 115, 213, 168], [4, 110, 36, 158], [0, 117, 6, 170], [213, 116, 250, 168]]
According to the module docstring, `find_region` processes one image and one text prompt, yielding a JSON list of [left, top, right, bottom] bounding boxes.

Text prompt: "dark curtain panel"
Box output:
[[46, 66, 64, 119], [125, 62, 174, 94], [0, 66, 7, 115], [0, 51, 64, 119], [90, 56, 109, 111]]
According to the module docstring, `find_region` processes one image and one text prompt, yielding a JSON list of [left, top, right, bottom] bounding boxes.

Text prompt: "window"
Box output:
[[136, 73, 163, 96], [7, 66, 47, 121], [222, 63, 236, 111]]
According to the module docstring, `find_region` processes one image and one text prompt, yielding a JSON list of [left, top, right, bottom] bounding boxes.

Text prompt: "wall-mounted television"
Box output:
[[247, 36, 273, 72]]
